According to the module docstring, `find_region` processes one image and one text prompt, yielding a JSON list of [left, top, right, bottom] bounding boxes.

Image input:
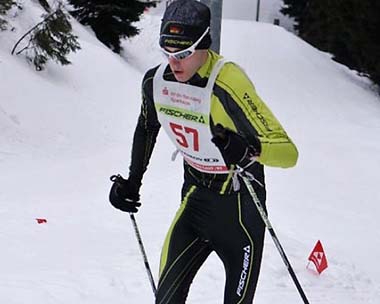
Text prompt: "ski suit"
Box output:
[[128, 50, 298, 303]]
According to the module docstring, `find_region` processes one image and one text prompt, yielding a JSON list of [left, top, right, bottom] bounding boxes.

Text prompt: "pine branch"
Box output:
[[11, 10, 59, 55]]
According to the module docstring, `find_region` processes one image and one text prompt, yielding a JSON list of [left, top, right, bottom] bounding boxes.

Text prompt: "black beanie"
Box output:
[[159, 0, 212, 50]]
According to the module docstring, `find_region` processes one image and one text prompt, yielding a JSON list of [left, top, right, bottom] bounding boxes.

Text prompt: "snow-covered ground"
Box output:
[[1, 1, 380, 303]]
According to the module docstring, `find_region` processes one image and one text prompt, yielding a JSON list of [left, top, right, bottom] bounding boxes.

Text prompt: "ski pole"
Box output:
[[129, 213, 157, 296], [239, 173, 310, 304]]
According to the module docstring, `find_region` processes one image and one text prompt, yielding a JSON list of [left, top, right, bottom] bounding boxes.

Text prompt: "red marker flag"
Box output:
[[308, 240, 328, 274], [36, 218, 47, 224]]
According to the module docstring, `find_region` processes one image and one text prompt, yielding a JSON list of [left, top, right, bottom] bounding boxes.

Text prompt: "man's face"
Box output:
[[165, 47, 208, 82]]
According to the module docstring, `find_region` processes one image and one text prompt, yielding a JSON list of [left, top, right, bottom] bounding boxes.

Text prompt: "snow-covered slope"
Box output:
[[1, 4, 380, 303]]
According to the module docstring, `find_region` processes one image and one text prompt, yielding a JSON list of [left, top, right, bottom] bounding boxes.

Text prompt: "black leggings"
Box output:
[[156, 181, 266, 304]]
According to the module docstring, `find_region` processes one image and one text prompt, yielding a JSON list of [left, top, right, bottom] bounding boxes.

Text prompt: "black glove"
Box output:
[[211, 124, 261, 169], [109, 174, 141, 213]]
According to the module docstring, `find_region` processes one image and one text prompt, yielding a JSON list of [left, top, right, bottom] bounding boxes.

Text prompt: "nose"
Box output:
[[168, 57, 182, 71], [168, 56, 180, 65]]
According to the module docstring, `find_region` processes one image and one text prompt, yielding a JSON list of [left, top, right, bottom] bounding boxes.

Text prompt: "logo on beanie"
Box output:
[[169, 25, 183, 34], [164, 38, 193, 46]]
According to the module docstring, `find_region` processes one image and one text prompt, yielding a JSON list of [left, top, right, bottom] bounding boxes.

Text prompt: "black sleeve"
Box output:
[[128, 67, 161, 188]]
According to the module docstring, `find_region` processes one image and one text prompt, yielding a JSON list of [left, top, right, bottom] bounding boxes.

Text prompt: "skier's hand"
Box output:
[[109, 174, 141, 213], [211, 124, 261, 169]]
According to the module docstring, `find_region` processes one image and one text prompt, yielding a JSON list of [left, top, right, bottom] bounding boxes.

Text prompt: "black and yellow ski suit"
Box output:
[[128, 50, 298, 303]]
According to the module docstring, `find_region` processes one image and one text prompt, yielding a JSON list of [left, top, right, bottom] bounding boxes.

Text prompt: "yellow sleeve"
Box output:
[[211, 62, 298, 168]]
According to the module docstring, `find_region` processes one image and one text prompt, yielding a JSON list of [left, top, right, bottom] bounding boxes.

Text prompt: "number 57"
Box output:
[[169, 122, 199, 152]]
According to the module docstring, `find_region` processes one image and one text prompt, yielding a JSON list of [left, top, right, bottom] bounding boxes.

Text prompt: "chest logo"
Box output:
[[157, 105, 208, 125]]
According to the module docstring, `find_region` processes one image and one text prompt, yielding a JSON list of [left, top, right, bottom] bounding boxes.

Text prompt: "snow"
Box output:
[[1, 2, 380, 303]]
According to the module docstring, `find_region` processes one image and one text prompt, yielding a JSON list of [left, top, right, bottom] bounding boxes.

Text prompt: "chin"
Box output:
[[174, 73, 190, 83]]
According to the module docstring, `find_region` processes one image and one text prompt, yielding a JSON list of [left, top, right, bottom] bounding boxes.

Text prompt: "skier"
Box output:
[[109, 0, 298, 303]]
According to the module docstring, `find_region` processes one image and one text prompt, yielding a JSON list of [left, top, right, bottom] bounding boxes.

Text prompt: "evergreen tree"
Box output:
[[281, 0, 380, 93], [0, 0, 16, 30], [12, 7, 81, 70], [281, 0, 308, 32], [352, 1, 380, 88], [38, 0, 51, 12], [68, 0, 156, 54]]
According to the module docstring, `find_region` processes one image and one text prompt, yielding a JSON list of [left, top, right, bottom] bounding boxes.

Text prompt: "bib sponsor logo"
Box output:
[[184, 157, 228, 172], [158, 106, 206, 124], [182, 151, 220, 163], [162, 89, 202, 106], [237, 245, 251, 297]]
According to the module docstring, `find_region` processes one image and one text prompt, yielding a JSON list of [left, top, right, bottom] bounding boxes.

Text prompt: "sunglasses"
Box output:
[[161, 27, 210, 61]]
